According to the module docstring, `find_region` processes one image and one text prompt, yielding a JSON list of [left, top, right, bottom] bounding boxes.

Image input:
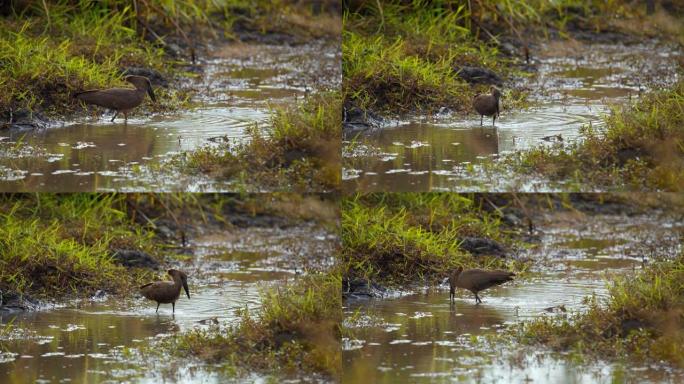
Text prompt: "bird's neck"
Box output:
[[170, 274, 182, 289]]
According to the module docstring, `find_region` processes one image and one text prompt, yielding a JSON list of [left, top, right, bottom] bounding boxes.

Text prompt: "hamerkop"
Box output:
[[449, 267, 514, 304], [74, 75, 156, 122], [472, 86, 501, 126], [140, 269, 190, 313]]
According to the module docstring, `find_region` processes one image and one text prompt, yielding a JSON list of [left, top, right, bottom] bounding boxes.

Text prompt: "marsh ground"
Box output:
[[0, 194, 341, 383], [342, 194, 684, 383], [0, 1, 342, 192]]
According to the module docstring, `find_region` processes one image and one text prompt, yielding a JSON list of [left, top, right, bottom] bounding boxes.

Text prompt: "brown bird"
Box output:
[[449, 267, 514, 304], [74, 75, 156, 122], [140, 269, 190, 313], [472, 86, 502, 126]]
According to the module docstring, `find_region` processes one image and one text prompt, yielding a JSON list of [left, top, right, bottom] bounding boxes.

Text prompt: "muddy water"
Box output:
[[343, 41, 682, 192], [0, 40, 340, 192], [0, 223, 337, 383], [343, 209, 684, 383]]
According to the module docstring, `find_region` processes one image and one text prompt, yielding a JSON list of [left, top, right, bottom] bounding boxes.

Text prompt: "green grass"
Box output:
[[0, 0, 341, 119], [511, 80, 684, 191], [178, 91, 341, 191], [343, 0, 521, 114], [0, 194, 159, 299], [343, 0, 684, 115], [341, 193, 526, 286], [164, 273, 341, 379], [516, 248, 684, 367]]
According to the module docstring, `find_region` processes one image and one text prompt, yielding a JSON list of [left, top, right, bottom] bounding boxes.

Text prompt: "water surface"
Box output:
[[0, 222, 337, 383], [0, 40, 341, 192], [343, 208, 684, 383], [343, 41, 682, 192]]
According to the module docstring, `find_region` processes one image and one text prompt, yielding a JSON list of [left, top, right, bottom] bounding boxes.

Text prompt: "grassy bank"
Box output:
[[343, 0, 683, 116], [516, 248, 684, 367], [510, 79, 684, 191], [0, 193, 337, 301], [162, 273, 341, 379], [174, 91, 341, 191], [343, 0, 521, 115], [0, 194, 159, 299], [0, 0, 340, 121], [341, 193, 526, 286]]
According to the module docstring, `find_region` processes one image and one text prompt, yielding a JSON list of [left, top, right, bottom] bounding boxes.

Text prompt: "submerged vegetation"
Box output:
[[517, 248, 684, 367], [175, 91, 341, 191], [510, 79, 684, 191], [163, 273, 341, 379], [341, 193, 527, 286]]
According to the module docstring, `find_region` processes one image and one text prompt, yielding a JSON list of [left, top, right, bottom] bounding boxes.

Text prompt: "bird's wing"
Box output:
[[464, 269, 514, 290], [74, 88, 137, 109]]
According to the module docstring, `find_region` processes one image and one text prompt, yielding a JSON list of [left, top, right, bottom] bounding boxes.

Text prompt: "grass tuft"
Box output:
[[517, 249, 684, 367], [512, 80, 684, 191], [166, 273, 341, 378], [341, 193, 523, 286], [0, 194, 158, 299], [178, 91, 341, 191]]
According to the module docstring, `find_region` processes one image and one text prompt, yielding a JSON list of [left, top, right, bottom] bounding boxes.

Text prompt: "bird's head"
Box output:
[[167, 269, 190, 299], [125, 75, 156, 102], [490, 86, 502, 99]]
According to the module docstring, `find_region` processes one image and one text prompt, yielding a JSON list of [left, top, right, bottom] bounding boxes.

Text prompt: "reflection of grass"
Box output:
[[512, 80, 684, 191], [341, 193, 527, 287], [518, 249, 684, 367], [167, 274, 341, 379], [178, 92, 341, 191]]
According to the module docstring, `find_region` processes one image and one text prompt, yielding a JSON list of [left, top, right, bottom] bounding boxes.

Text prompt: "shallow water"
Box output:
[[343, 41, 682, 192], [0, 223, 337, 383], [342, 208, 684, 383], [0, 40, 340, 192]]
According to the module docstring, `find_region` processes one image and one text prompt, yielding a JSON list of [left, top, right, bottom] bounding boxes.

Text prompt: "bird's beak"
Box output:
[[147, 86, 157, 103], [182, 279, 190, 299]]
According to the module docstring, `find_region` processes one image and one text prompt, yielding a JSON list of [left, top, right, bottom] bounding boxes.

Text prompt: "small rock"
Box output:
[[343, 102, 384, 134], [0, 290, 38, 312], [273, 330, 299, 348], [111, 249, 160, 269], [1, 109, 52, 130], [620, 318, 647, 337], [459, 237, 507, 257], [197, 317, 219, 325], [502, 213, 522, 227], [343, 278, 386, 299], [454, 66, 503, 86]]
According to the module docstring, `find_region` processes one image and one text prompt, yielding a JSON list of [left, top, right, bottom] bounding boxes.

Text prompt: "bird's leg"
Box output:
[[123, 111, 128, 122], [172, 302, 175, 314], [474, 293, 481, 304], [480, 115, 483, 126], [156, 302, 160, 313], [110, 111, 118, 122], [492, 115, 496, 126]]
